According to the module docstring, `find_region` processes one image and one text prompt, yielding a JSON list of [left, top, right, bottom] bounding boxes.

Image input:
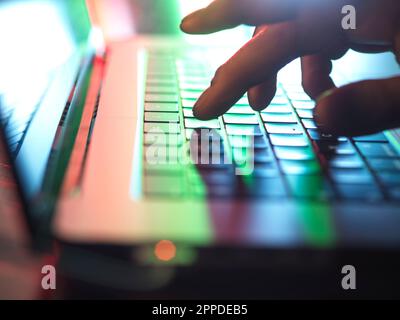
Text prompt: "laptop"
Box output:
[[1, 0, 400, 297]]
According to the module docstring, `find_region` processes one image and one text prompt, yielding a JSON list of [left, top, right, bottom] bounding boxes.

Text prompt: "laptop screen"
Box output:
[[0, 0, 91, 219]]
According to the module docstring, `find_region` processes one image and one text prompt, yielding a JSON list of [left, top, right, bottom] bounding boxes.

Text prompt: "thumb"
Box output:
[[314, 77, 400, 137]]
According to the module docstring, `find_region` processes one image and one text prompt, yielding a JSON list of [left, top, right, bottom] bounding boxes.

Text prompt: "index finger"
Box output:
[[193, 22, 302, 120], [181, 0, 300, 34]]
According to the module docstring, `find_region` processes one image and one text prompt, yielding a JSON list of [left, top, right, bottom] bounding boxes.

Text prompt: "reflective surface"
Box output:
[[0, 0, 91, 200]]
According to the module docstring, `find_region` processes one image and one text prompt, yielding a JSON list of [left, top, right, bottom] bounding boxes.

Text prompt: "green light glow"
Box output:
[[292, 175, 336, 247]]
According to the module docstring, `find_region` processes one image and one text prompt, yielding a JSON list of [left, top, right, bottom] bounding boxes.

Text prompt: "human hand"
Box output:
[[180, 0, 400, 136]]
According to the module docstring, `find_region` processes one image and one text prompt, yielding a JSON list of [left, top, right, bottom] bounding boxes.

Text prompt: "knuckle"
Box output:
[[212, 65, 228, 84]]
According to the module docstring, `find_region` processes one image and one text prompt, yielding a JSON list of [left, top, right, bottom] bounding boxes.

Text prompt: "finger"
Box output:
[[193, 23, 300, 120], [301, 55, 336, 100], [350, 43, 393, 54], [248, 26, 278, 111], [394, 29, 400, 65], [180, 0, 299, 34], [314, 77, 400, 136], [248, 76, 277, 111]]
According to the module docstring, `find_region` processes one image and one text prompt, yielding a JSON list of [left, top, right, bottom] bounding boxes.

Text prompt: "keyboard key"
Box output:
[[146, 79, 177, 87], [377, 173, 400, 186], [274, 146, 315, 160], [145, 94, 178, 103], [261, 113, 298, 123], [192, 184, 236, 198], [185, 128, 223, 141], [145, 102, 178, 112], [296, 109, 314, 119], [291, 100, 315, 109], [180, 91, 202, 99], [144, 163, 182, 175], [183, 108, 195, 118], [330, 169, 374, 184], [308, 129, 346, 141], [265, 123, 303, 134], [144, 133, 182, 146], [179, 83, 208, 91], [270, 134, 309, 147], [145, 112, 179, 123], [232, 147, 273, 165], [328, 155, 365, 169], [368, 158, 400, 171], [144, 122, 180, 134], [261, 105, 293, 113], [254, 149, 274, 163], [227, 105, 256, 114], [177, 69, 206, 77], [194, 162, 232, 171], [185, 118, 220, 129], [178, 76, 210, 85], [288, 92, 312, 102], [226, 124, 263, 136], [356, 142, 398, 158], [223, 114, 259, 124], [353, 133, 388, 142], [232, 147, 253, 165], [190, 128, 222, 140], [270, 96, 289, 105], [336, 184, 383, 202], [301, 119, 318, 129], [144, 176, 183, 196], [188, 169, 235, 185], [181, 99, 196, 108], [280, 160, 321, 175], [240, 177, 287, 198], [195, 139, 226, 155], [229, 135, 267, 149], [146, 71, 176, 78], [144, 145, 183, 163], [252, 163, 279, 178], [286, 175, 331, 199], [146, 86, 177, 94], [147, 63, 174, 69], [316, 141, 356, 156]]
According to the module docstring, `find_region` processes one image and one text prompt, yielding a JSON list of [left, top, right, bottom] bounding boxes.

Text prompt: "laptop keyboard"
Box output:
[[142, 50, 400, 202]]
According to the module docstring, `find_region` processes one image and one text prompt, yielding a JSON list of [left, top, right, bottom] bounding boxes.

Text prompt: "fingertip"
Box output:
[[248, 88, 270, 111], [179, 10, 209, 34], [314, 88, 353, 136], [192, 89, 218, 120], [193, 105, 213, 120], [248, 95, 269, 111], [248, 81, 277, 112], [180, 15, 195, 34], [179, 19, 187, 32]]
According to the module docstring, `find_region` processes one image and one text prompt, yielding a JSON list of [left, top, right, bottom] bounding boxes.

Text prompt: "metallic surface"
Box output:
[[55, 37, 400, 248]]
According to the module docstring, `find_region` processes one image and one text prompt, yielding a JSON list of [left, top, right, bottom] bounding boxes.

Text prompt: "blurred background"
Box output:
[[91, 0, 252, 43], [0, 0, 228, 300]]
